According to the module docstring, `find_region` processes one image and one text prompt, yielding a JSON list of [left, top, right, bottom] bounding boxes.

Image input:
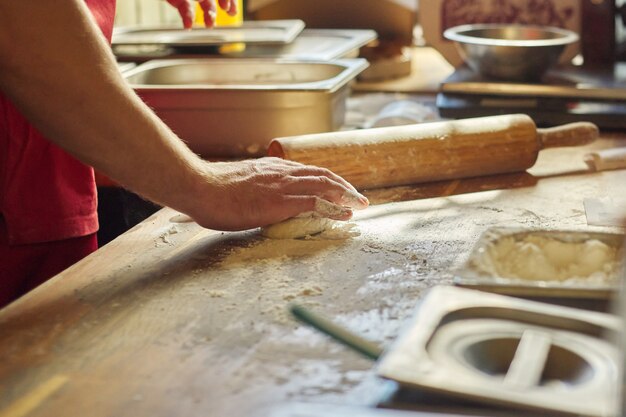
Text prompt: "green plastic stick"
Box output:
[[289, 304, 383, 361]]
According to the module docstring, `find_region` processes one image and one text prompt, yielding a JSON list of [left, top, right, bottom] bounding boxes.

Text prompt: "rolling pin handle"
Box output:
[[267, 140, 286, 158], [537, 122, 599, 149]]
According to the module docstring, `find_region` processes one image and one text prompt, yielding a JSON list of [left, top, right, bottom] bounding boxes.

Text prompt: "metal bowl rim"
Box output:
[[443, 24, 579, 48]]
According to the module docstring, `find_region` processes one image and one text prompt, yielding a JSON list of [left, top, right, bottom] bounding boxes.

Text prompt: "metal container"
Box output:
[[123, 58, 368, 157], [116, 62, 136, 74], [223, 29, 376, 60], [443, 24, 579, 81], [377, 286, 622, 417], [454, 227, 625, 299], [112, 20, 305, 47], [113, 29, 377, 63]]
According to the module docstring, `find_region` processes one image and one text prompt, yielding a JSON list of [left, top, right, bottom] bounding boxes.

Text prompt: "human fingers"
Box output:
[[253, 158, 369, 208], [217, 0, 238, 15], [197, 0, 217, 27], [166, 0, 195, 28], [281, 176, 367, 209], [288, 166, 368, 208]]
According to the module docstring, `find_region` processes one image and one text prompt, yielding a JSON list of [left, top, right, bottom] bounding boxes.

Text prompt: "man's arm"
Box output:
[[0, 0, 367, 231]]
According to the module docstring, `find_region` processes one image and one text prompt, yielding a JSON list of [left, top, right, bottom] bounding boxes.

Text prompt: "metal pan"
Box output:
[[377, 286, 621, 417], [112, 19, 304, 47], [113, 29, 377, 63], [123, 58, 368, 157], [454, 227, 625, 299]]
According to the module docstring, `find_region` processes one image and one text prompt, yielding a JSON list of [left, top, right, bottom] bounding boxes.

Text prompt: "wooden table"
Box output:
[[0, 131, 625, 417]]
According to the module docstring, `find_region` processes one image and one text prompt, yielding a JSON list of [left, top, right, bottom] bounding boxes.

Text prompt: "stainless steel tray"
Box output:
[[440, 64, 626, 101], [112, 20, 304, 47], [377, 286, 622, 417], [454, 227, 625, 299], [123, 58, 368, 157], [116, 62, 136, 74], [113, 29, 377, 62], [223, 29, 376, 60]]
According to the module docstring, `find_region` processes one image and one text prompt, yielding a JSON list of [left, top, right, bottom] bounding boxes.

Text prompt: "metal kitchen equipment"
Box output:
[[454, 228, 625, 299], [422, 0, 626, 67], [113, 29, 377, 63], [116, 61, 136, 74], [443, 24, 579, 81], [112, 20, 305, 47], [224, 29, 376, 60], [437, 63, 626, 129], [377, 286, 622, 417], [123, 58, 368, 157]]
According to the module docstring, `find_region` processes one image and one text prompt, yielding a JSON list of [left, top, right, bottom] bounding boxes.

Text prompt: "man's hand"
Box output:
[[186, 158, 369, 231], [0, 0, 365, 236], [166, 0, 238, 29]]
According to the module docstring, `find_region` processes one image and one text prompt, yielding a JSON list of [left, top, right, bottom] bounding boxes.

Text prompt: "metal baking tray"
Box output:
[[223, 29, 377, 60], [113, 29, 377, 62], [116, 62, 136, 74], [454, 227, 625, 299], [440, 63, 626, 101], [112, 19, 304, 47], [123, 58, 368, 157], [377, 286, 622, 417]]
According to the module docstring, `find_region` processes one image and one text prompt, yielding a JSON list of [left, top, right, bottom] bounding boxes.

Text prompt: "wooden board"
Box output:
[[0, 136, 625, 417]]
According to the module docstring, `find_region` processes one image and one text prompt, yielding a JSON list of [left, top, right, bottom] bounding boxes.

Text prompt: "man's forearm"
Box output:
[[0, 0, 209, 215], [0, 1, 369, 232]]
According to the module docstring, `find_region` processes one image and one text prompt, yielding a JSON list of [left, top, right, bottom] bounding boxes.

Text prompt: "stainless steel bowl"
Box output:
[[443, 24, 579, 81]]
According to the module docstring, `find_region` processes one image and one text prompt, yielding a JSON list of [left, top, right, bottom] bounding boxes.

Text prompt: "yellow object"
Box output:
[[194, 0, 243, 27], [0, 375, 69, 417]]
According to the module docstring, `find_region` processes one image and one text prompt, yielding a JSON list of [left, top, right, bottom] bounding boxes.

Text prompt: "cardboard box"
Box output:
[[247, 0, 418, 45]]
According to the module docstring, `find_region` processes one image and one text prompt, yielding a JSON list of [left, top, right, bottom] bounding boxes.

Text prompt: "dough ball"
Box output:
[[262, 215, 335, 239]]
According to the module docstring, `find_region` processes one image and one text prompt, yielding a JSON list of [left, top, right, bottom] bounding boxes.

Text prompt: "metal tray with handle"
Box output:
[[112, 19, 305, 47]]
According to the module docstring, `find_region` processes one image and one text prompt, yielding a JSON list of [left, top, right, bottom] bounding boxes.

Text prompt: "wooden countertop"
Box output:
[[0, 134, 625, 417]]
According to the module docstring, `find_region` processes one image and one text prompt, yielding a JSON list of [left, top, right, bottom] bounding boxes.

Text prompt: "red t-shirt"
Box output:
[[0, 0, 116, 245]]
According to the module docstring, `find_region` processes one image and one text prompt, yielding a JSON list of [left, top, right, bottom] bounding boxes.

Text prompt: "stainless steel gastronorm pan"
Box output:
[[454, 227, 625, 299], [377, 286, 622, 417], [113, 29, 377, 62], [124, 58, 368, 157], [112, 20, 305, 47]]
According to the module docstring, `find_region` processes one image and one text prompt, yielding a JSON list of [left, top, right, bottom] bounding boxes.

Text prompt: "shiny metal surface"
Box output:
[[223, 29, 377, 60], [123, 58, 368, 157], [112, 20, 304, 47], [113, 29, 377, 62], [454, 227, 625, 299], [444, 24, 579, 81], [440, 63, 626, 101], [116, 61, 136, 74], [378, 286, 622, 417]]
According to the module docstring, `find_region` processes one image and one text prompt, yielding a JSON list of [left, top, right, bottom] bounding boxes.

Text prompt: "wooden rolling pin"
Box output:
[[267, 114, 599, 190]]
